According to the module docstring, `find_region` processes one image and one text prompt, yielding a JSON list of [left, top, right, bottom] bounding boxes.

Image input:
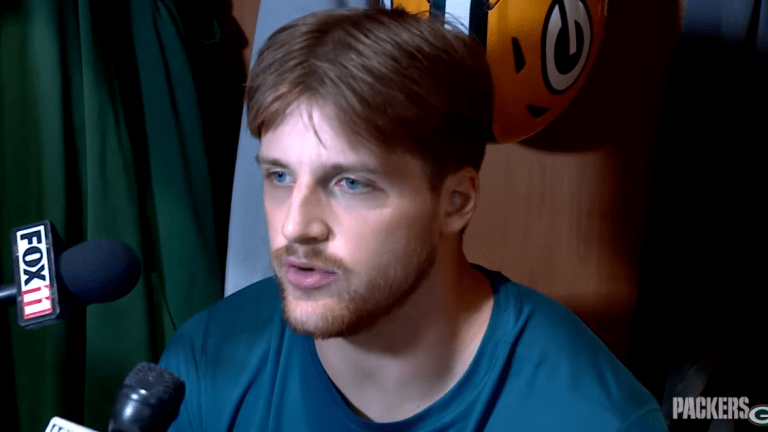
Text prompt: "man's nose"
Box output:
[[281, 182, 330, 245]]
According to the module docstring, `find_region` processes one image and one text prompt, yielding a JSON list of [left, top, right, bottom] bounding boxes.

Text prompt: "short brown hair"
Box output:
[[245, 7, 494, 194]]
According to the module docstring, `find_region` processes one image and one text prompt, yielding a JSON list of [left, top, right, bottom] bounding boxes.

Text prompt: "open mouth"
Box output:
[[285, 265, 338, 289], [289, 264, 335, 275], [285, 259, 335, 274], [283, 259, 338, 289]]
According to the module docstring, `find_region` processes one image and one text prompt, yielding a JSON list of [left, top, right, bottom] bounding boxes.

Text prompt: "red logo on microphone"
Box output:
[[16, 225, 54, 319]]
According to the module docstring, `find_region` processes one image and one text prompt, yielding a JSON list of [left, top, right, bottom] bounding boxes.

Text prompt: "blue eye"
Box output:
[[267, 171, 291, 185], [339, 178, 371, 193]]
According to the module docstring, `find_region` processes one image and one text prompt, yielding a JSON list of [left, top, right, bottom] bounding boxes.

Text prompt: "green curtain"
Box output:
[[1, 0, 225, 430]]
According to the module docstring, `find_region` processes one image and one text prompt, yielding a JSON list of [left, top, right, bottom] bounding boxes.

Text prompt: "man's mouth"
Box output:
[[285, 259, 336, 274], [284, 259, 338, 289]]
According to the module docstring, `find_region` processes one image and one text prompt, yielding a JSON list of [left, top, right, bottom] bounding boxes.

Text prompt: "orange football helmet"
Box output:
[[385, 0, 609, 143]]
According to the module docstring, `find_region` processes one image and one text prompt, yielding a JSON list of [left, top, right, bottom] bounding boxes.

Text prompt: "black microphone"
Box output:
[[108, 363, 186, 432], [42, 363, 185, 432], [0, 220, 141, 329]]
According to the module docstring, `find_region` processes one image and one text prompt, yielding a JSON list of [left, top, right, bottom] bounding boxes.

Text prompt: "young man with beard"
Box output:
[[159, 7, 667, 431]]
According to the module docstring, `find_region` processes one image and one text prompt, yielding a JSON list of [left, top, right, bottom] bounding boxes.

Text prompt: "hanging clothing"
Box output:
[[0, 0, 223, 430]]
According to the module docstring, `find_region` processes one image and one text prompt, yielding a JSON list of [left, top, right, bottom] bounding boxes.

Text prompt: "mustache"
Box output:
[[272, 243, 349, 273]]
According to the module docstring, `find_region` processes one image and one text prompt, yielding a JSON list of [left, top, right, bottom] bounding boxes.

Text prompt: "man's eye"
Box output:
[[267, 171, 291, 184], [338, 177, 372, 193]]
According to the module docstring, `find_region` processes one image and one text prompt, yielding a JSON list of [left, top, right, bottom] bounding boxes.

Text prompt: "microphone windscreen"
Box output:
[[109, 363, 185, 432], [57, 238, 141, 304], [123, 362, 186, 410]]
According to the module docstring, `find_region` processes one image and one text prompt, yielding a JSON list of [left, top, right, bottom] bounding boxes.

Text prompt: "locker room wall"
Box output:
[[463, 0, 681, 360]]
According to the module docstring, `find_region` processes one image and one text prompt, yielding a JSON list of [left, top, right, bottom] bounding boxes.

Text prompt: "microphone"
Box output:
[[42, 363, 185, 432], [108, 363, 186, 432], [0, 220, 141, 329]]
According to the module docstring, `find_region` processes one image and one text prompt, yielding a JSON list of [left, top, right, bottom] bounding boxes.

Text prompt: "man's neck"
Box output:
[[313, 253, 494, 423]]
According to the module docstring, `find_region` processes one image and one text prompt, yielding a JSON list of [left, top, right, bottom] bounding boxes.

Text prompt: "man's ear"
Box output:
[[440, 167, 480, 235]]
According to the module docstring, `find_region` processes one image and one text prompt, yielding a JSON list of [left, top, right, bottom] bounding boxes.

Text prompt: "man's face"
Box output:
[[258, 101, 440, 339]]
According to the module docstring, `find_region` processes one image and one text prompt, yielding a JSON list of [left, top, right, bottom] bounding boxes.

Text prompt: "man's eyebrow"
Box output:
[[324, 163, 383, 176], [256, 155, 384, 176], [255, 154, 287, 167]]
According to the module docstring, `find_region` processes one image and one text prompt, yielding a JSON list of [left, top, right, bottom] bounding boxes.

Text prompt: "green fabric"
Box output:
[[1, 0, 224, 430]]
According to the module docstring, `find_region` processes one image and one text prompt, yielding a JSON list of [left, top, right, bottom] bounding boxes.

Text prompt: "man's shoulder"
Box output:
[[483, 268, 666, 431], [159, 277, 289, 431], [185, 275, 281, 334], [207, 276, 282, 327], [486, 268, 617, 361], [160, 276, 283, 369], [485, 267, 603, 351]]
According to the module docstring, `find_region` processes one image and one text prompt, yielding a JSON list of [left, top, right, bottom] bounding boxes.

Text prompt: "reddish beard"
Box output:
[[271, 236, 437, 339]]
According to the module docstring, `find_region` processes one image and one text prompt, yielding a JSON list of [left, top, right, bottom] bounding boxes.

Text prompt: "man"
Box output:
[[159, 7, 667, 431]]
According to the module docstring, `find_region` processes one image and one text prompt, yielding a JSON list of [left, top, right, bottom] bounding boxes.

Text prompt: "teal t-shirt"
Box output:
[[159, 265, 667, 431]]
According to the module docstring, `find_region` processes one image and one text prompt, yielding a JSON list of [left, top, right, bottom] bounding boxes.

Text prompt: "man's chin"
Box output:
[[283, 316, 355, 340], [282, 300, 400, 341], [282, 297, 350, 339], [282, 299, 392, 340]]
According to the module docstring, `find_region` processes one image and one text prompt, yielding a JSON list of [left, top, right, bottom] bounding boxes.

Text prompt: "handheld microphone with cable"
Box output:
[[43, 363, 185, 432], [0, 220, 141, 329]]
